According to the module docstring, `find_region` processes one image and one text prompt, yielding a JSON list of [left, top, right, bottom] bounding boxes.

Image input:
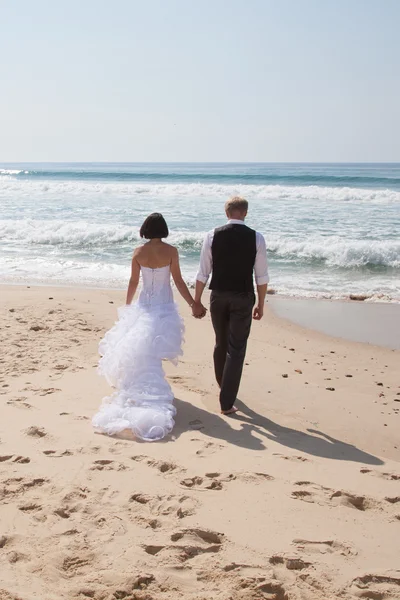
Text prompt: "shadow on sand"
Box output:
[[172, 396, 384, 466]]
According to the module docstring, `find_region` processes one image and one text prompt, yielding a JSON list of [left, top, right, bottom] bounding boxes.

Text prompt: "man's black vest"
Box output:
[[209, 223, 257, 293]]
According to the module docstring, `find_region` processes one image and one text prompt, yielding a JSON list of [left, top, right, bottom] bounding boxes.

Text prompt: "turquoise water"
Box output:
[[0, 163, 399, 300]]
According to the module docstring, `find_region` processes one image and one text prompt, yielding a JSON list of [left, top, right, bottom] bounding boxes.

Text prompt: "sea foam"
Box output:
[[1, 219, 399, 268]]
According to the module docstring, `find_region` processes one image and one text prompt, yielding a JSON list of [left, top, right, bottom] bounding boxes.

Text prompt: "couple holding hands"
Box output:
[[93, 196, 269, 441]]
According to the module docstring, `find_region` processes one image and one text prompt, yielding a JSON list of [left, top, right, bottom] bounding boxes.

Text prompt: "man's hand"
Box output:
[[253, 304, 264, 320], [192, 301, 207, 319]]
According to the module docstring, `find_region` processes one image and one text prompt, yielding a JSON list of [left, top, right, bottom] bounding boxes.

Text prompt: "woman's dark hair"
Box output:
[[140, 213, 169, 239]]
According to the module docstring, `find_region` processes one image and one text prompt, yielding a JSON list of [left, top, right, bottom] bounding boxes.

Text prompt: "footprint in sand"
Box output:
[[0, 477, 47, 501], [236, 471, 275, 483], [192, 440, 224, 456], [92, 514, 128, 536], [81, 574, 155, 600], [385, 496, 400, 505], [143, 528, 223, 563], [269, 555, 312, 571], [18, 502, 47, 523], [52, 364, 70, 372], [75, 445, 101, 455], [58, 528, 80, 536], [58, 551, 95, 576], [360, 468, 400, 481], [180, 473, 235, 491], [54, 487, 91, 520], [7, 550, 29, 564], [243, 579, 289, 599], [293, 538, 357, 557], [35, 388, 61, 396], [189, 419, 205, 431], [54, 508, 74, 519], [291, 482, 380, 512], [168, 375, 206, 396], [208, 565, 289, 599], [131, 455, 183, 474], [6, 397, 32, 409], [349, 573, 400, 599], [273, 453, 309, 462], [0, 589, 25, 600], [129, 493, 198, 521], [0, 535, 11, 549], [90, 459, 129, 471], [43, 449, 73, 458], [18, 502, 43, 515], [181, 471, 273, 491], [13, 456, 31, 464], [24, 426, 47, 438]]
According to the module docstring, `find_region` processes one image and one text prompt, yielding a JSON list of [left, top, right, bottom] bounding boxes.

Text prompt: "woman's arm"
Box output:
[[126, 252, 141, 305], [170, 248, 200, 310]]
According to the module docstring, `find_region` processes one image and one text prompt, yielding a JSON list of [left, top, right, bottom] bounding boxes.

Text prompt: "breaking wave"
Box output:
[[1, 220, 399, 268], [1, 179, 400, 205]]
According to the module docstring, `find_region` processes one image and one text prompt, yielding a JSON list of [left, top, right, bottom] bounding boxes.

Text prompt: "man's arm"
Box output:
[[194, 280, 206, 304], [193, 232, 212, 316], [253, 284, 267, 320], [253, 233, 269, 320]]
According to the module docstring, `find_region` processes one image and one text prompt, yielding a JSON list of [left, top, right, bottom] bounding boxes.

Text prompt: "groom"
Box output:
[[192, 197, 269, 415]]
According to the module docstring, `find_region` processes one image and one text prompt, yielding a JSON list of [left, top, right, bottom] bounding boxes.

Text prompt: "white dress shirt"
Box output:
[[196, 219, 269, 286]]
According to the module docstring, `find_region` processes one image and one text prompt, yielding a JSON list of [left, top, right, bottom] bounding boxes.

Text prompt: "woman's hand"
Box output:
[[192, 301, 207, 319]]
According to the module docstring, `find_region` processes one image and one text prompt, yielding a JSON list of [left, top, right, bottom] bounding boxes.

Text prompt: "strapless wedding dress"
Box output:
[[92, 266, 184, 441]]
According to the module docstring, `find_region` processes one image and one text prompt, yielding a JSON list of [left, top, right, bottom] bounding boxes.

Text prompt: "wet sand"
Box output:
[[269, 296, 400, 350]]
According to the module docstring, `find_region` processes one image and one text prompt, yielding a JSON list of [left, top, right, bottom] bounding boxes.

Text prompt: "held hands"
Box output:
[[253, 304, 264, 320], [192, 301, 207, 319]]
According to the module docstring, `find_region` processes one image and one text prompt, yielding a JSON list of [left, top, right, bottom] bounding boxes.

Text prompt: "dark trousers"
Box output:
[[210, 291, 255, 411]]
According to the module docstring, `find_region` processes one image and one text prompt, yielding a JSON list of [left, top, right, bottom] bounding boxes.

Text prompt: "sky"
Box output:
[[1, 0, 399, 162]]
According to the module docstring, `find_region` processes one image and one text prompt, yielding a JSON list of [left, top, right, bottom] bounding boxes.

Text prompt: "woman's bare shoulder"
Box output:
[[162, 242, 178, 255], [133, 245, 145, 259]]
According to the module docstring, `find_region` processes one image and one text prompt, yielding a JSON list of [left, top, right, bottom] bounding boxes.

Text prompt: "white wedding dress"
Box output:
[[92, 265, 184, 441]]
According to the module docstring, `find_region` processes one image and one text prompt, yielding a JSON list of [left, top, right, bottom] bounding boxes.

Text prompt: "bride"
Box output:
[[92, 213, 206, 441]]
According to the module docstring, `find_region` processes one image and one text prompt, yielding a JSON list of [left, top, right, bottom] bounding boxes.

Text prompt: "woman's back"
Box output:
[[135, 240, 174, 270], [139, 265, 173, 306]]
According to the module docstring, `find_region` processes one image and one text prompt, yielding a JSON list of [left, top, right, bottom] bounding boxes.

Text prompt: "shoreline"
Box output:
[[1, 278, 399, 306], [2, 281, 400, 350], [2, 277, 400, 301]]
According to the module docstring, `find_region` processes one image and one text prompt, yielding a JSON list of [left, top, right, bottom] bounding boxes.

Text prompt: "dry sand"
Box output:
[[0, 285, 399, 600]]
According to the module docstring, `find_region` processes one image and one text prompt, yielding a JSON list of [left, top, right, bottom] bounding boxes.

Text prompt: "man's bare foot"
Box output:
[[221, 406, 239, 415]]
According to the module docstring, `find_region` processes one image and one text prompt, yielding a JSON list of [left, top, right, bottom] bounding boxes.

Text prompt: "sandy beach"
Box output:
[[1, 284, 399, 600]]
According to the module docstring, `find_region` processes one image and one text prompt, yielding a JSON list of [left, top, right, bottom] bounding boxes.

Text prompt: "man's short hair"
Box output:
[[225, 196, 249, 216]]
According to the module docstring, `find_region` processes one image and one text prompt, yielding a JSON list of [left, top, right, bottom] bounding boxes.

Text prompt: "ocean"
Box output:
[[0, 162, 399, 301]]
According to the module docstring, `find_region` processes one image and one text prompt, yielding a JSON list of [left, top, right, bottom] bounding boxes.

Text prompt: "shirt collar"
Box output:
[[227, 219, 246, 225]]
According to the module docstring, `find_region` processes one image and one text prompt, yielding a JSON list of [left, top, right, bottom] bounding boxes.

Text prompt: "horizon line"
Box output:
[[1, 161, 400, 165]]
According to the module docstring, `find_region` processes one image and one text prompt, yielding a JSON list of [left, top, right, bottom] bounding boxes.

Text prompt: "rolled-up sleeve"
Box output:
[[254, 232, 269, 285], [196, 231, 213, 284]]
